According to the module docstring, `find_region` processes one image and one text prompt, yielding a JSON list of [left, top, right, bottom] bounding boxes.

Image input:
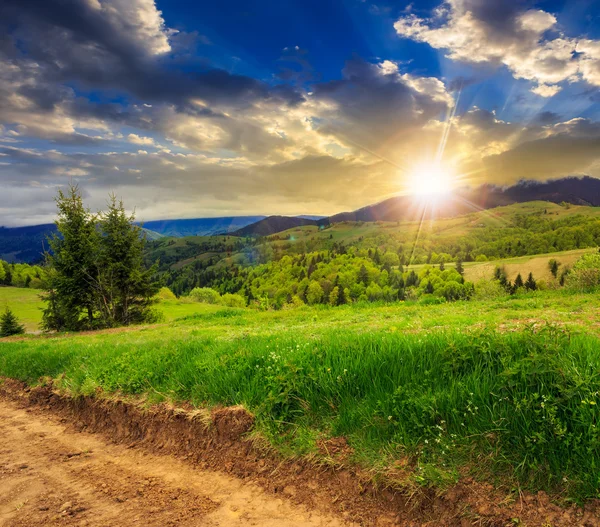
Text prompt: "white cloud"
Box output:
[[127, 133, 155, 146], [394, 0, 600, 96], [95, 0, 172, 55]]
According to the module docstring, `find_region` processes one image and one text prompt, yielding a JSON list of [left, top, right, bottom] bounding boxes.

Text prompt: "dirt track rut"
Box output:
[[0, 398, 352, 527]]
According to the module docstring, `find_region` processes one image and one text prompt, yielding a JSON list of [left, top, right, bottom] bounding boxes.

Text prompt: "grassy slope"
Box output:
[[154, 201, 600, 272], [0, 287, 229, 333], [0, 287, 43, 331], [2, 289, 600, 501], [462, 248, 595, 283]]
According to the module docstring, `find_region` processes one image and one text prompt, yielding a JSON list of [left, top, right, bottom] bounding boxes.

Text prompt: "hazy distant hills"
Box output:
[[232, 216, 321, 237], [141, 216, 266, 237], [3, 176, 600, 262], [324, 176, 600, 224], [0, 216, 265, 263]]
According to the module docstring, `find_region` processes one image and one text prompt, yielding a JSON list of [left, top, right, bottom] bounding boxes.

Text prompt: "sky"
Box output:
[[1, 0, 600, 226]]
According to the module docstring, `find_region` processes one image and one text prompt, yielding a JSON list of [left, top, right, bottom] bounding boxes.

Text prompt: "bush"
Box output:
[[189, 287, 221, 304], [567, 253, 600, 292], [157, 287, 177, 301], [220, 293, 246, 308], [474, 279, 506, 300], [0, 307, 25, 337]]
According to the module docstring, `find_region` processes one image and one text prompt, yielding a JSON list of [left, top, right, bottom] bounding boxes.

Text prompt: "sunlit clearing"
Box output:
[[407, 162, 454, 199]]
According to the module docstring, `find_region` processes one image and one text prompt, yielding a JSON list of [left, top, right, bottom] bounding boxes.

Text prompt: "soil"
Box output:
[[1, 379, 599, 527]]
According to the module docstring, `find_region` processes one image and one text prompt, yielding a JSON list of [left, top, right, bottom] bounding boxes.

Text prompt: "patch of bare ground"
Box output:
[[0, 378, 598, 526]]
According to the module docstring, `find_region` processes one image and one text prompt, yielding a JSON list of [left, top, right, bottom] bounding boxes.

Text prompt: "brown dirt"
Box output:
[[1, 379, 599, 527]]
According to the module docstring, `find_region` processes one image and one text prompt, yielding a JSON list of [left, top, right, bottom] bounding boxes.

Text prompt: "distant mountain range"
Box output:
[[232, 216, 320, 237], [3, 176, 600, 263], [0, 216, 265, 263], [141, 216, 266, 237], [323, 176, 600, 224]]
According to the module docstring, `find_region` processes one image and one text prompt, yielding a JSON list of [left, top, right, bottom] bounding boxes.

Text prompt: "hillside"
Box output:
[[142, 216, 266, 237], [0, 216, 262, 263], [145, 201, 600, 296], [232, 215, 319, 236], [325, 176, 600, 224]]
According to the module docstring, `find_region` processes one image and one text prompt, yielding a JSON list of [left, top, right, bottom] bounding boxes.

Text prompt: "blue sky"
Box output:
[[1, 0, 600, 225]]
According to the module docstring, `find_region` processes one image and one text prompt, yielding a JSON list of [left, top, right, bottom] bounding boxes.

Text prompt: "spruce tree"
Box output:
[[42, 185, 99, 331], [96, 195, 160, 326], [512, 273, 524, 294], [336, 284, 346, 305], [0, 307, 25, 337], [455, 259, 464, 276], [525, 272, 537, 291]]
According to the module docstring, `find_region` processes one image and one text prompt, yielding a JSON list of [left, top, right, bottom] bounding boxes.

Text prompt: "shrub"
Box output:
[[157, 287, 177, 301], [189, 287, 221, 304], [474, 279, 505, 300], [0, 307, 25, 337], [567, 253, 600, 292], [220, 293, 246, 308]]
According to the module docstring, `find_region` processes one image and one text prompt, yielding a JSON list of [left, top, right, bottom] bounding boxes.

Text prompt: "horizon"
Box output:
[[1, 0, 600, 226], [1, 174, 599, 228]]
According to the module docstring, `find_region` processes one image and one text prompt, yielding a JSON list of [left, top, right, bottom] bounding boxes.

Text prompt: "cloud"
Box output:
[[311, 58, 453, 155], [394, 0, 600, 96], [0, 0, 304, 111], [127, 133, 155, 146]]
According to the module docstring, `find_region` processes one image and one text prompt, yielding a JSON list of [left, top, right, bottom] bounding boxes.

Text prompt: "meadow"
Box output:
[[2, 285, 600, 502]]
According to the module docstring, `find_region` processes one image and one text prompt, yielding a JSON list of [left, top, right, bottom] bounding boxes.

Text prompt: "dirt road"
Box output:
[[0, 398, 352, 527]]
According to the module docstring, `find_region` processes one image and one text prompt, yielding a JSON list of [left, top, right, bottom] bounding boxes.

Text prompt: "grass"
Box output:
[[462, 248, 595, 283], [0, 287, 231, 332], [0, 286, 44, 331], [2, 288, 600, 502]]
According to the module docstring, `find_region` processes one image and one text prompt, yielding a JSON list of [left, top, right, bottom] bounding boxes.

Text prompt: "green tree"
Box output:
[[358, 264, 369, 285], [548, 259, 560, 279], [455, 259, 464, 276], [42, 185, 100, 331], [95, 195, 160, 326], [513, 273, 524, 292], [525, 272, 537, 291], [0, 307, 25, 337], [306, 281, 324, 305]]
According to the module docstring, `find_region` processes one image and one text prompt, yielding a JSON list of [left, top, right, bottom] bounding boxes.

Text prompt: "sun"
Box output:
[[407, 161, 454, 199]]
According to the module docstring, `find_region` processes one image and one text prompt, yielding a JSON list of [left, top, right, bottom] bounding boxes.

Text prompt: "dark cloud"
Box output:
[[312, 58, 451, 150], [0, 0, 304, 112]]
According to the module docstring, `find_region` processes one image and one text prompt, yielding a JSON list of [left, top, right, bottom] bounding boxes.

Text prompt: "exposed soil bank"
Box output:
[[0, 379, 598, 526]]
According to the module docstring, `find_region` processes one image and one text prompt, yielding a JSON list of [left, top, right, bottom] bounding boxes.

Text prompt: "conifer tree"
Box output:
[[336, 284, 346, 305], [456, 259, 464, 276], [42, 185, 99, 331], [95, 195, 160, 326], [512, 273, 524, 293], [525, 272, 537, 291], [0, 307, 25, 337]]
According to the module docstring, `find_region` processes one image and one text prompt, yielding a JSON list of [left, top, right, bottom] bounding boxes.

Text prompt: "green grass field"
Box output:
[[0, 286, 44, 331], [2, 284, 600, 502]]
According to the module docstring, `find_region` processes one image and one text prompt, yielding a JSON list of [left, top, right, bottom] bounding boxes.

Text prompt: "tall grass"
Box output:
[[1, 325, 599, 500]]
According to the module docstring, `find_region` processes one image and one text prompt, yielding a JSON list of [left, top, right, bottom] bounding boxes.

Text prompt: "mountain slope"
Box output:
[[232, 216, 319, 237], [0, 216, 264, 263], [324, 176, 600, 224], [142, 216, 266, 237]]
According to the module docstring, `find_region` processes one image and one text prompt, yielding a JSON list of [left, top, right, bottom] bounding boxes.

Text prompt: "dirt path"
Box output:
[[0, 398, 353, 527]]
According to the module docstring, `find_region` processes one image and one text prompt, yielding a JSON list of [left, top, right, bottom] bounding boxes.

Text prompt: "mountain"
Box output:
[[0, 224, 163, 263], [0, 224, 57, 263], [232, 216, 319, 237], [323, 176, 600, 224], [141, 216, 266, 237], [0, 216, 263, 263]]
